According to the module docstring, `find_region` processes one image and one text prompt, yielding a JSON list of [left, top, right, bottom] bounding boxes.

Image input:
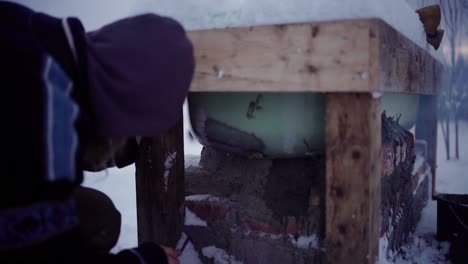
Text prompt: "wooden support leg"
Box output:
[[135, 117, 185, 247], [415, 95, 438, 197], [325, 93, 382, 264]]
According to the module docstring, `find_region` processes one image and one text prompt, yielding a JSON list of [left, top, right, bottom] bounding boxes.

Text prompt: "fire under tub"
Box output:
[[188, 93, 419, 158]]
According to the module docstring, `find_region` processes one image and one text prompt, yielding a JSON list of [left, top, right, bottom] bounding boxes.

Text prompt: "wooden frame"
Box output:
[[135, 18, 443, 263]]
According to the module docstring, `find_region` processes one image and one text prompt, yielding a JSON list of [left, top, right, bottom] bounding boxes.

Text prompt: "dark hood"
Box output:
[[86, 14, 194, 137]]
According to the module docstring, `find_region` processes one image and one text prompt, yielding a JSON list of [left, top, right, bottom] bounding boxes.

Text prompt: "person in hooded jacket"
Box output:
[[0, 2, 194, 263]]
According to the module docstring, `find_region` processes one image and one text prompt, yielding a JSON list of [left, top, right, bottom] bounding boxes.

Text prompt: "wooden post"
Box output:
[[135, 117, 185, 247], [325, 93, 382, 264], [415, 95, 438, 197]]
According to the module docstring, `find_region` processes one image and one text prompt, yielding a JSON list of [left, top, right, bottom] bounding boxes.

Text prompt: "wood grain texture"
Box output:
[[189, 19, 373, 92], [374, 19, 443, 95], [135, 117, 185, 247], [325, 93, 382, 264], [415, 95, 438, 197], [188, 19, 443, 94]]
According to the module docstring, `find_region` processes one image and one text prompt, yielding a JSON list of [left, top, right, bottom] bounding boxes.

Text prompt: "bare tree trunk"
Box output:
[[447, 117, 451, 160], [455, 114, 459, 159], [440, 117, 450, 160], [445, 36, 456, 161]]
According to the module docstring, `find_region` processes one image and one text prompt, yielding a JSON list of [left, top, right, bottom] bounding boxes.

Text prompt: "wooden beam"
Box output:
[[135, 117, 185, 247], [188, 19, 374, 93], [415, 95, 438, 197], [374, 20, 443, 95], [188, 19, 443, 95], [325, 93, 382, 264]]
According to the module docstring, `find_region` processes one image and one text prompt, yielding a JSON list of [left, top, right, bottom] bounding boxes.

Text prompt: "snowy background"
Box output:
[[9, 0, 468, 263]]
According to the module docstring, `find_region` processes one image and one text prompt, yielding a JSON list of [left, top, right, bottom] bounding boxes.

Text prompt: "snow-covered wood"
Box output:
[[142, 0, 444, 62]]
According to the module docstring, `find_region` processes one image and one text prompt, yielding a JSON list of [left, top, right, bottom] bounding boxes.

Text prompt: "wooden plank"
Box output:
[[375, 20, 443, 95], [135, 117, 185, 247], [325, 93, 382, 264], [415, 95, 438, 197], [188, 19, 442, 95], [188, 19, 374, 93]]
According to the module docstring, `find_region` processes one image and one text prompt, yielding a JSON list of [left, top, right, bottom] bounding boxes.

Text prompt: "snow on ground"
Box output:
[[186, 194, 221, 202], [379, 166, 451, 263], [290, 234, 320, 250], [201, 246, 243, 264], [82, 166, 138, 253], [180, 240, 203, 264], [185, 208, 207, 227], [177, 233, 203, 264], [436, 121, 468, 195]]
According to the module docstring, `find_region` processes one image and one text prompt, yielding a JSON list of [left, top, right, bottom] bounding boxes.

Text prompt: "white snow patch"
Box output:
[[290, 234, 319, 249], [82, 166, 138, 252], [413, 164, 431, 196], [379, 234, 391, 263], [242, 229, 283, 240], [372, 92, 384, 99], [176, 232, 189, 251], [185, 208, 207, 227], [183, 102, 203, 156], [180, 241, 203, 264], [163, 151, 177, 192], [217, 68, 224, 79], [186, 194, 221, 202], [379, 233, 451, 264], [360, 72, 369, 80], [202, 246, 243, 264], [241, 229, 320, 249], [412, 155, 426, 175], [177, 233, 203, 264]]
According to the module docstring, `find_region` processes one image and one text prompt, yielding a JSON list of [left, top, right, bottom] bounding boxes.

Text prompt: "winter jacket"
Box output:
[[0, 1, 194, 263]]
